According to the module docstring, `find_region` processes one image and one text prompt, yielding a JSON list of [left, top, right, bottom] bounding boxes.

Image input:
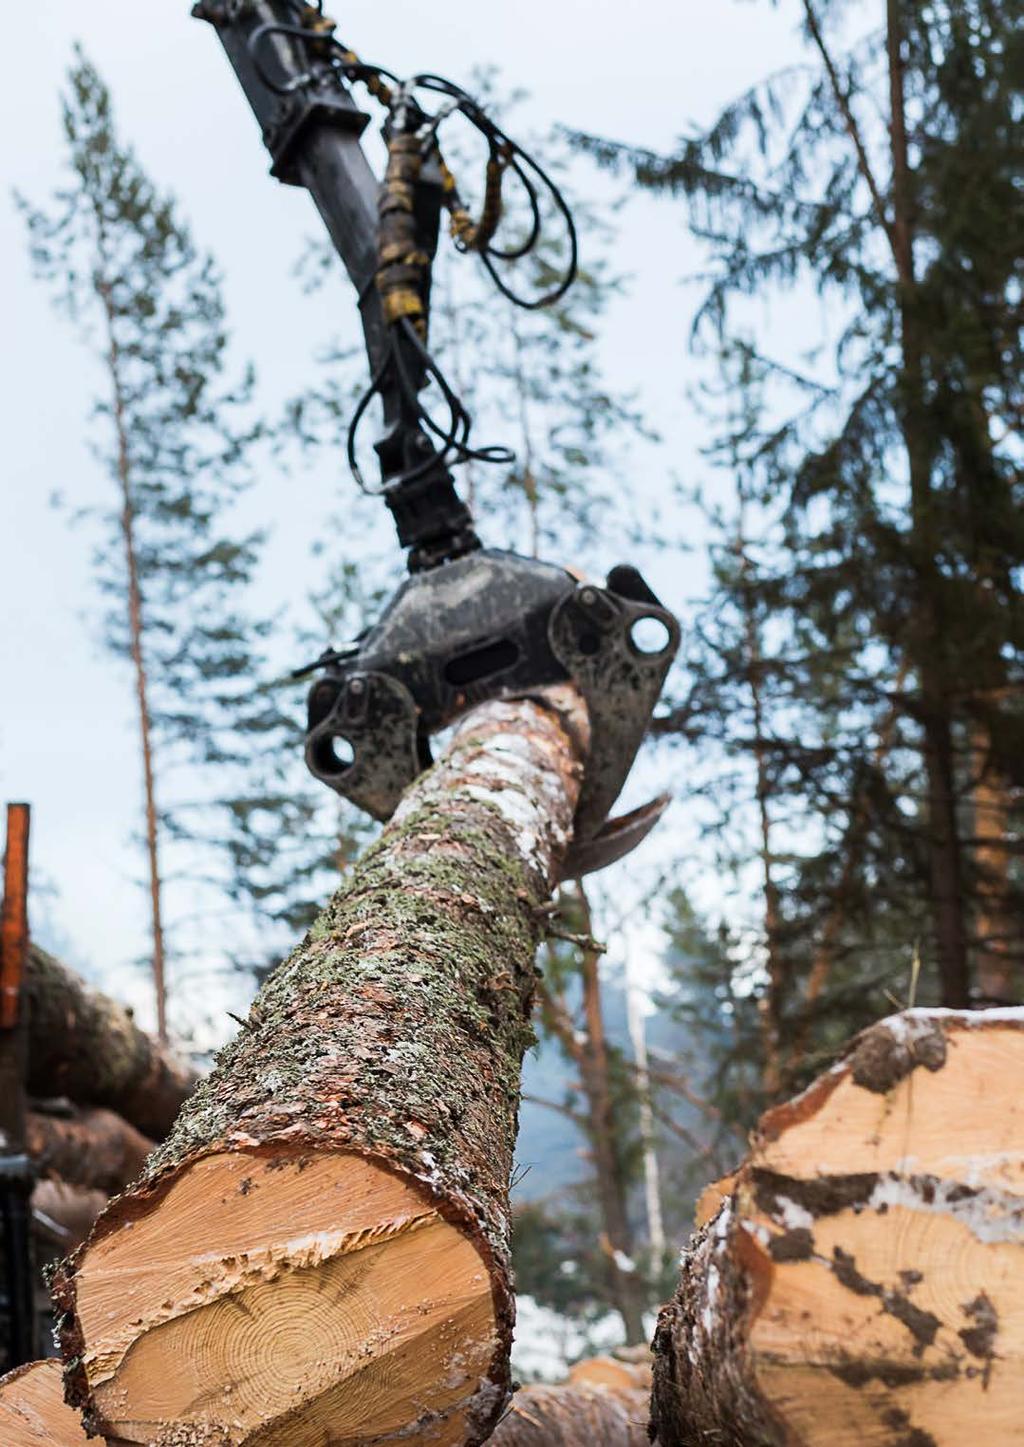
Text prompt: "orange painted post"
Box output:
[[0, 804, 30, 1030], [0, 802, 35, 1368]]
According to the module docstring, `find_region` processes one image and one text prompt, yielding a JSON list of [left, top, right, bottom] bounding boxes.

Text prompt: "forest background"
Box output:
[[2, 0, 1019, 1366]]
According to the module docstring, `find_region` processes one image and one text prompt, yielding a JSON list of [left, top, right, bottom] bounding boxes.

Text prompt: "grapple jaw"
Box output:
[[303, 549, 679, 875]]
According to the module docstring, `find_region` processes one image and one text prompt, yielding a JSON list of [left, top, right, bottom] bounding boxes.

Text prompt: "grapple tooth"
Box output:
[[558, 792, 672, 881]]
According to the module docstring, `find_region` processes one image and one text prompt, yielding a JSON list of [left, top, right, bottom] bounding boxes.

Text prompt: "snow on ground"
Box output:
[[511, 1297, 658, 1382]]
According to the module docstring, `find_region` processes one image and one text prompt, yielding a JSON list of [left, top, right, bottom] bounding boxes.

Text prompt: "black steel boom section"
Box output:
[[194, 0, 477, 567]]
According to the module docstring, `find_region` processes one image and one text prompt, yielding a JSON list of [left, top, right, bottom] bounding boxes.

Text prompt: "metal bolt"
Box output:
[[580, 587, 597, 606], [349, 678, 365, 695]]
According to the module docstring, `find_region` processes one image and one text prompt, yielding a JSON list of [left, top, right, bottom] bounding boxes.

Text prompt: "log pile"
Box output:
[[652, 1007, 1024, 1447], [24, 945, 196, 1139], [0, 1351, 651, 1447], [492, 1356, 650, 1446], [51, 694, 587, 1446]]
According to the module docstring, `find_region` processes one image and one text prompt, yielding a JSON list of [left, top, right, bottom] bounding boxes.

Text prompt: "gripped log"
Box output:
[[652, 1007, 1024, 1447], [25, 945, 196, 1139], [53, 692, 587, 1447], [0, 1359, 88, 1445]]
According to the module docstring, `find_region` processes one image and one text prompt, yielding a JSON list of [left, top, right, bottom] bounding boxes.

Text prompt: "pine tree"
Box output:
[[575, 1, 1024, 1035], [19, 51, 274, 1038]]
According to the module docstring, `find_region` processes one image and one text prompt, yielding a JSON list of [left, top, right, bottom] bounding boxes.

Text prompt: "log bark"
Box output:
[[652, 1007, 1024, 1447], [53, 693, 586, 1447], [24, 945, 196, 1139], [0, 1359, 88, 1445], [26, 1108, 154, 1195]]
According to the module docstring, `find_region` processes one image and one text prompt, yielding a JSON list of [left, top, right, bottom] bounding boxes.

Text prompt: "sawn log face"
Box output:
[[652, 1008, 1024, 1447]]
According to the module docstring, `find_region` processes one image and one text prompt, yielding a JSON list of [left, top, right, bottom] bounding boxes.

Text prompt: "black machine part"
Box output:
[[195, 2, 683, 872], [304, 552, 680, 874]]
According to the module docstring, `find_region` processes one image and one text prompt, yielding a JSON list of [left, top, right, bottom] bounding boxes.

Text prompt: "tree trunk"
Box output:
[[887, 0, 971, 1008], [651, 1007, 1024, 1446], [25, 1108, 153, 1195], [23, 945, 196, 1140], [971, 719, 1019, 1003], [53, 692, 586, 1447], [98, 277, 168, 1043], [0, 1359, 88, 1445], [575, 888, 648, 1345]]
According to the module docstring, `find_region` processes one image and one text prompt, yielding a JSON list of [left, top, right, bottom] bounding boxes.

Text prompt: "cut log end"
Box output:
[[653, 1007, 1024, 1447], [62, 1148, 502, 1446], [491, 1381, 649, 1447], [0, 1359, 89, 1445]]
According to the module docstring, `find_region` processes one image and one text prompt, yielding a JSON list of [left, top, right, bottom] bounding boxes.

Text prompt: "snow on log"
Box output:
[[0, 1359, 88, 1445], [24, 945, 196, 1138], [651, 1007, 1024, 1447], [53, 692, 586, 1447], [26, 1107, 154, 1195]]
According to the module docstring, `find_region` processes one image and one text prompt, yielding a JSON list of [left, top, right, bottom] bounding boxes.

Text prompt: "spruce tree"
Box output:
[[575, 1, 1024, 1049], [19, 51, 274, 1038]]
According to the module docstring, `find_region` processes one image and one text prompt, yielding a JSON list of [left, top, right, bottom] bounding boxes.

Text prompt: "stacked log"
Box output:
[[0, 1360, 88, 1445], [492, 1376, 648, 1446], [26, 1107, 154, 1195], [0, 1351, 653, 1447], [52, 694, 587, 1447], [652, 1007, 1024, 1447], [24, 945, 196, 1138]]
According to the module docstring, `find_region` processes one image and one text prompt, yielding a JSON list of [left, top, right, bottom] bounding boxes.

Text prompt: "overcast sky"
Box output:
[[0, 1, 808, 1038]]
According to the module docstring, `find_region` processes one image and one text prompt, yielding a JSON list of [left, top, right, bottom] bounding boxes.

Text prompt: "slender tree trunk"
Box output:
[[508, 307, 540, 560], [625, 961, 666, 1272], [887, 0, 970, 1006], [793, 664, 909, 1066], [735, 531, 786, 1093], [575, 897, 648, 1344], [971, 716, 1019, 1002], [536, 934, 649, 1346], [97, 281, 168, 1041], [53, 692, 587, 1447]]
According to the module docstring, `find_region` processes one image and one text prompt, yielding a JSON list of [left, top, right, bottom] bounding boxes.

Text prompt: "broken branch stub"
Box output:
[[54, 692, 587, 1447], [652, 1007, 1024, 1447]]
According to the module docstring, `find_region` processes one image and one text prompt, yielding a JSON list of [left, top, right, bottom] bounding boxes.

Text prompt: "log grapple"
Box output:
[[195, 0, 680, 874]]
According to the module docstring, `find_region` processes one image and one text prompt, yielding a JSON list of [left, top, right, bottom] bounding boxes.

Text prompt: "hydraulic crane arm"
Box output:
[[194, 0, 681, 875], [195, 0, 477, 565]]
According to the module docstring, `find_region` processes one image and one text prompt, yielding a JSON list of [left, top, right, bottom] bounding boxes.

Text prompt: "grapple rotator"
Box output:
[[196, 0, 680, 874]]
